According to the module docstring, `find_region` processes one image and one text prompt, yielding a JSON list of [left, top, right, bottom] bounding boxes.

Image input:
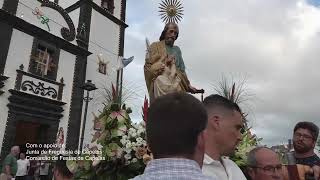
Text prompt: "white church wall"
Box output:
[[0, 29, 34, 152], [0, 0, 4, 9], [79, 9, 121, 148], [16, 0, 77, 45], [0, 28, 77, 153]]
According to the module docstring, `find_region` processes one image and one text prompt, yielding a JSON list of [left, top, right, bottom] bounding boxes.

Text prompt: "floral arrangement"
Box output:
[[68, 88, 152, 180], [230, 128, 262, 169]]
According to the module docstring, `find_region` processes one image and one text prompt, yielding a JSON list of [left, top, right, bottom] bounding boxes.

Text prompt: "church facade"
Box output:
[[0, 0, 127, 160]]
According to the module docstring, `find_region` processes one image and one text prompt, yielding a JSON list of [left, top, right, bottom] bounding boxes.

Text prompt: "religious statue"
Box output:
[[144, 22, 203, 102]]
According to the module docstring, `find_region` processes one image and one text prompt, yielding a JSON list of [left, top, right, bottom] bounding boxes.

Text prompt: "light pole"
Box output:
[[79, 80, 97, 152]]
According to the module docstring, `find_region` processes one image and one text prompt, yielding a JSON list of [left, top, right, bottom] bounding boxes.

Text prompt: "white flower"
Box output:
[[132, 158, 137, 163], [124, 148, 132, 154], [131, 142, 137, 148], [129, 128, 136, 133], [137, 129, 144, 135], [120, 139, 127, 145], [136, 137, 143, 143], [124, 153, 132, 160], [126, 142, 132, 149], [136, 141, 142, 147], [130, 132, 137, 138], [122, 135, 128, 140]]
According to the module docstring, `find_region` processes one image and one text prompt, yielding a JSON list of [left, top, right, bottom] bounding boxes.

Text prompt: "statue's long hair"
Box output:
[[159, 23, 179, 41]]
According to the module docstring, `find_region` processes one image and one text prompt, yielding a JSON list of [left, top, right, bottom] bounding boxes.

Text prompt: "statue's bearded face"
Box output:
[[164, 24, 179, 46]]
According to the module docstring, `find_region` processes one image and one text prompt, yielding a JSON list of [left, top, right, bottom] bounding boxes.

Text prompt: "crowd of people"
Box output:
[[0, 149, 72, 180], [0, 95, 319, 180], [131, 93, 320, 180]]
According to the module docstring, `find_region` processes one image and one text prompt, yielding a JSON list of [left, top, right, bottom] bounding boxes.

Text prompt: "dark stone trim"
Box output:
[[117, 0, 126, 101], [57, 78, 64, 101], [16, 69, 64, 86], [0, 9, 92, 57], [0, 76, 9, 85], [1, 88, 65, 159], [65, 0, 86, 13], [14, 65, 24, 91], [66, 55, 87, 151], [0, 21, 13, 75], [0, 108, 60, 161], [54, 0, 59, 4], [2, 0, 19, 14], [66, 1, 92, 151], [101, 0, 114, 15], [65, 0, 128, 28], [0, 75, 9, 95], [0, 113, 17, 162], [9, 89, 66, 107], [91, 1, 128, 28], [14, 66, 65, 101], [38, 0, 76, 41], [120, 0, 126, 22]]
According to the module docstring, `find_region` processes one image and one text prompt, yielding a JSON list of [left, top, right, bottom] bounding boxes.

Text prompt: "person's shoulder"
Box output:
[[150, 41, 162, 47], [4, 154, 14, 160], [173, 45, 181, 50], [129, 175, 143, 180], [202, 173, 219, 180], [222, 157, 242, 170]]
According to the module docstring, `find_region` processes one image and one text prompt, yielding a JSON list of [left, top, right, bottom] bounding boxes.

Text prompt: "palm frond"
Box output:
[[211, 74, 255, 127]]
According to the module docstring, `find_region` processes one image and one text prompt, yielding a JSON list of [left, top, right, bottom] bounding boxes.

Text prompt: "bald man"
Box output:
[[247, 147, 283, 180]]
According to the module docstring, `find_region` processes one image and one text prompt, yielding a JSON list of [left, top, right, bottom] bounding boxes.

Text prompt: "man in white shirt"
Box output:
[[39, 160, 49, 180], [16, 153, 30, 180], [202, 94, 247, 180]]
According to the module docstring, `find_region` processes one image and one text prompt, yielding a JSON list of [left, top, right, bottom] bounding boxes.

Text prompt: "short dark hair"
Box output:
[[203, 94, 241, 115], [54, 155, 73, 178], [159, 22, 179, 41], [294, 121, 319, 141], [146, 93, 208, 158]]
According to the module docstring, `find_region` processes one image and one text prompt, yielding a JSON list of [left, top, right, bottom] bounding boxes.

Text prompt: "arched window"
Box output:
[[101, 0, 114, 14]]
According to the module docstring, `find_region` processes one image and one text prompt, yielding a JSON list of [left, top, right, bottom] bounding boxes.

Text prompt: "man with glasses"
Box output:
[[292, 121, 320, 179], [247, 147, 283, 180]]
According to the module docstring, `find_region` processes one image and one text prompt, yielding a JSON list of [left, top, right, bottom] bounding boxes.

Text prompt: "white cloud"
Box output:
[[124, 0, 320, 146]]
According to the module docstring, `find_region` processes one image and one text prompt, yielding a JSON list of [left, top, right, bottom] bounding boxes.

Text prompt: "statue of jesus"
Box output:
[[144, 22, 203, 102]]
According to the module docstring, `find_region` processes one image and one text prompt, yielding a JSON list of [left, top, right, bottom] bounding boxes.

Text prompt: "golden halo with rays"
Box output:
[[158, 0, 184, 24]]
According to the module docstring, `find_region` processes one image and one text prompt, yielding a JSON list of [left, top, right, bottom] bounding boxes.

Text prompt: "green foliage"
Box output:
[[230, 128, 262, 168], [72, 101, 150, 180]]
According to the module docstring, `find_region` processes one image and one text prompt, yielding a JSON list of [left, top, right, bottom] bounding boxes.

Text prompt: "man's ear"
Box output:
[[247, 167, 255, 179], [208, 115, 221, 130]]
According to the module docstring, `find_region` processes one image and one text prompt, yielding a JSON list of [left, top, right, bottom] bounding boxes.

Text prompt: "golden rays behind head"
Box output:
[[158, 0, 184, 24]]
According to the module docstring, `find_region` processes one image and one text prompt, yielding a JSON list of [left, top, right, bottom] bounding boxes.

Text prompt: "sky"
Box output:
[[123, 0, 320, 147]]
